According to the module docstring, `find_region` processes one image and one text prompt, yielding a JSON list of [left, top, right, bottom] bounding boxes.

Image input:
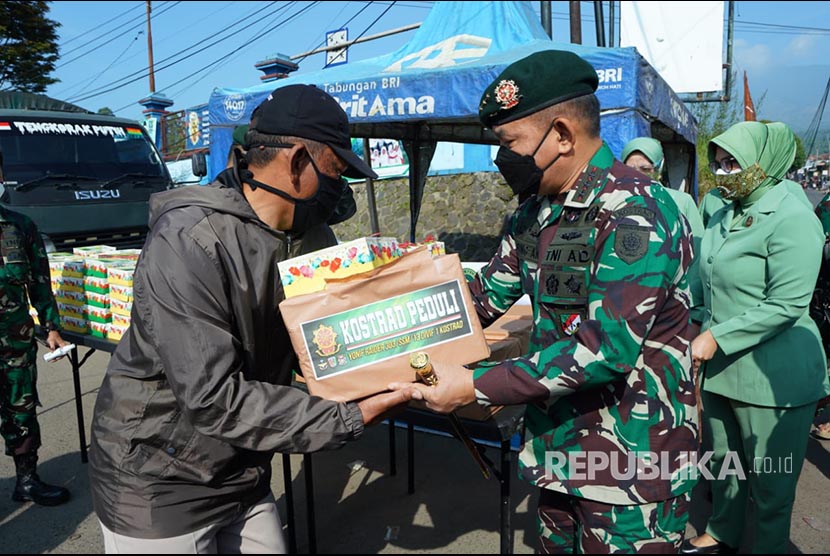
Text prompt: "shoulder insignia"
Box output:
[[613, 206, 656, 224], [560, 313, 582, 336], [584, 204, 602, 223], [545, 273, 560, 295], [564, 209, 582, 223], [615, 224, 649, 264]]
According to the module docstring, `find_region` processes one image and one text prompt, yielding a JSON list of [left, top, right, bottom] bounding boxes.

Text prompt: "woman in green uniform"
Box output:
[[682, 121, 830, 554]]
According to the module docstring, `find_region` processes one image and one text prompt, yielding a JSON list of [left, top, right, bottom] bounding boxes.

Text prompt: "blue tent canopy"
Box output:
[[208, 1, 698, 239]]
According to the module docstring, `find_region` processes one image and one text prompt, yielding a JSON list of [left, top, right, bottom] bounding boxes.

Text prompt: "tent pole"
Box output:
[[362, 139, 380, 235]]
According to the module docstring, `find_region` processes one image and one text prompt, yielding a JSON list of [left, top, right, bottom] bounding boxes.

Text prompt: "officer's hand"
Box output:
[[356, 389, 415, 426], [691, 330, 718, 373], [388, 361, 475, 414]]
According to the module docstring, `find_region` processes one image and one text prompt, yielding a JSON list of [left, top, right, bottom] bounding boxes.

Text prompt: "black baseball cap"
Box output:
[[248, 84, 377, 179]]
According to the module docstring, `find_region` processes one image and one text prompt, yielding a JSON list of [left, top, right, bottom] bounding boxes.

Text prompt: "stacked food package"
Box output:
[[36, 246, 138, 341], [106, 261, 135, 341]]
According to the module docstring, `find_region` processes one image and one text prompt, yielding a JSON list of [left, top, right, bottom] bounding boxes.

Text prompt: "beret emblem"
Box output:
[[494, 80, 521, 111]]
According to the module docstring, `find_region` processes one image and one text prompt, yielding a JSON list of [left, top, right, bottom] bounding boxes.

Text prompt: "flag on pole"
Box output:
[[744, 71, 757, 121]]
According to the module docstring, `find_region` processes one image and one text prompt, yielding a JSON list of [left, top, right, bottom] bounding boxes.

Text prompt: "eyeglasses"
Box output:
[[709, 156, 741, 174], [632, 164, 655, 174]]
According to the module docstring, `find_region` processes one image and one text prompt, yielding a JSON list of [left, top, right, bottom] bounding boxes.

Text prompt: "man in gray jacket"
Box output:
[[88, 84, 412, 553]]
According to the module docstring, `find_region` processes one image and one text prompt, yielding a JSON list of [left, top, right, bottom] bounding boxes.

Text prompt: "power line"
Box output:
[[57, 2, 144, 47], [58, 1, 170, 61], [337, 1, 398, 63], [71, 31, 144, 99], [69, 1, 286, 103], [114, 2, 318, 112], [735, 19, 830, 33], [156, 2, 319, 95], [294, 1, 376, 64], [58, 1, 180, 68], [805, 76, 830, 159], [82, 0, 260, 86], [299, 2, 352, 56], [164, 1, 309, 100]]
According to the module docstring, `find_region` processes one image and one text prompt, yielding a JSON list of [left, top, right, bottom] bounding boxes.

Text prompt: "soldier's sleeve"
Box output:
[[22, 218, 60, 330], [815, 193, 830, 238], [681, 199, 706, 324], [468, 214, 525, 328], [472, 198, 689, 406], [710, 204, 823, 355]]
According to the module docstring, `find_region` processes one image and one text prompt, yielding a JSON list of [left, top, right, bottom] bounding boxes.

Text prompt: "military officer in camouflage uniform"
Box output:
[[391, 50, 698, 553], [0, 205, 71, 506]]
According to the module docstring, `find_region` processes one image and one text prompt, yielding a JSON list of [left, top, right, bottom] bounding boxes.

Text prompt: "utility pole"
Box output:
[[541, 1, 552, 38], [609, 1, 615, 47], [569, 1, 582, 44], [146, 0, 156, 93], [594, 1, 606, 47]]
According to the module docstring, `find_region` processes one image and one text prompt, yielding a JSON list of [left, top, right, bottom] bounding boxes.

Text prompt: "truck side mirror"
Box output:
[[191, 152, 207, 177]]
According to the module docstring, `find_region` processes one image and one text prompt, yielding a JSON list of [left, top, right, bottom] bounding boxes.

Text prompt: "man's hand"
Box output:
[[45, 331, 69, 362], [46, 330, 68, 350], [357, 389, 415, 426], [388, 361, 475, 414], [691, 329, 718, 373]]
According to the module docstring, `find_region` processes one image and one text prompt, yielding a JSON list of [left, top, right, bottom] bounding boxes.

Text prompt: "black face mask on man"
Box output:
[[494, 118, 561, 198], [239, 146, 345, 234]]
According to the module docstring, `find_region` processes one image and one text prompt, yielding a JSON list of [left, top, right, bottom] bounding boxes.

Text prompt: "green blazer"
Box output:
[[700, 182, 830, 407]]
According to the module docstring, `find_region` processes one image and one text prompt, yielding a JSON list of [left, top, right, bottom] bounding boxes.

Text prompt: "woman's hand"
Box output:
[[691, 330, 719, 373]]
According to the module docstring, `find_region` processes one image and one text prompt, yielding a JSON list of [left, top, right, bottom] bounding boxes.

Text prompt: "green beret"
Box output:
[[232, 124, 249, 147], [479, 50, 599, 127]]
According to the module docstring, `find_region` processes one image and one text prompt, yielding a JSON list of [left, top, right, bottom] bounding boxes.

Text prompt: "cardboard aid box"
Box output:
[[279, 248, 490, 402]]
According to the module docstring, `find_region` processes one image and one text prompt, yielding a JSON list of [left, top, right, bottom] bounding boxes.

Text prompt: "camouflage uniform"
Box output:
[[816, 192, 830, 237], [469, 144, 698, 552], [0, 206, 60, 455]]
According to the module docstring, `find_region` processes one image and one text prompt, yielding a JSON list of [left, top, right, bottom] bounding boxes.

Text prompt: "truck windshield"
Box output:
[[0, 119, 166, 184]]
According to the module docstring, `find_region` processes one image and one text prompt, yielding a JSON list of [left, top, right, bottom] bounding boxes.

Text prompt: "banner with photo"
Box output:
[[349, 138, 409, 181], [185, 104, 211, 150]]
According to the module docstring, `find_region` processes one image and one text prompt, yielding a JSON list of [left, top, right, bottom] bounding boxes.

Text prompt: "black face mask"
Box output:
[[240, 153, 345, 234], [495, 119, 561, 198]]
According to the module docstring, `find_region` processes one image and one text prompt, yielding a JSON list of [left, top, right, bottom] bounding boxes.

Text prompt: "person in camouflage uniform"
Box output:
[[391, 50, 698, 553], [0, 205, 71, 506], [811, 191, 830, 441]]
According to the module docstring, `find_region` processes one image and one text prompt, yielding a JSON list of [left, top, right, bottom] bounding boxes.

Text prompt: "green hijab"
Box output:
[[622, 137, 664, 169], [232, 124, 249, 147], [707, 121, 796, 198]]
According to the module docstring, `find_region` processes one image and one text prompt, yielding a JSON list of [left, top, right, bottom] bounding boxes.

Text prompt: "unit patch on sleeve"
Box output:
[[614, 224, 649, 264]]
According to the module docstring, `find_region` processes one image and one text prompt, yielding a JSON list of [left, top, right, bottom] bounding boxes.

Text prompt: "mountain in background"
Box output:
[[752, 64, 830, 151]]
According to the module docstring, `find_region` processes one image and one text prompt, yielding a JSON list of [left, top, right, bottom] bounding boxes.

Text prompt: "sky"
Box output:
[[42, 1, 830, 146]]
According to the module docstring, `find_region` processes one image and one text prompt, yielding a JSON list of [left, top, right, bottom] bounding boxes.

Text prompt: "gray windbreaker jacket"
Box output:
[[89, 171, 363, 538]]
